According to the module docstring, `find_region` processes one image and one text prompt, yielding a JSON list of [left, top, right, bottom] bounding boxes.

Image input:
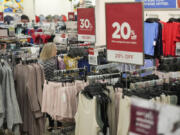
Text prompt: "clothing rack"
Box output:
[[87, 67, 156, 84], [21, 57, 38, 64], [54, 67, 88, 76], [68, 43, 95, 49], [130, 79, 165, 89], [95, 63, 120, 72], [161, 57, 180, 60], [168, 14, 180, 17], [145, 13, 159, 18], [0, 50, 13, 62], [87, 72, 121, 82], [129, 66, 156, 75]]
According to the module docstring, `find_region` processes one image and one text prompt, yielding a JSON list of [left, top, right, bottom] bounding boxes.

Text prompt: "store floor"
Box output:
[[44, 118, 75, 135], [0, 118, 74, 135]]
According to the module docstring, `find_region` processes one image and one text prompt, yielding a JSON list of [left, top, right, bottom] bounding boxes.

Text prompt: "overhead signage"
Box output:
[[65, 21, 77, 33], [68, 12, 75, 21], [77, 8, 96, 43], [105, 2, 144, 65], [135, 0, 176, 8], [88, 54, 98, 65], [0, 12, 3, 23]]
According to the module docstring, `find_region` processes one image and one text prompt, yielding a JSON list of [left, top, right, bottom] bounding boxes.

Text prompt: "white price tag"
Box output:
[[153, 41, 156, 46], [62, 93, 66, 103], [65, 21, 77, 33], [68, 60, 74, 68], [176, 42, 180, 56], [88, 55, 98, 65]]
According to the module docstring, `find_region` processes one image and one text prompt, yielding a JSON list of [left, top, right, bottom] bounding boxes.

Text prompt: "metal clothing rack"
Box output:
[[21, 57, 38, 64], [54, 67, 88, 76], [130, 79, 165, 90], [161, 57, 180, 60], [145, 13, 159, 18], [168, 14, 180, 17], [95, 63, 121, 72], [87, 67, 156, 85], [129, 66, 156, 76], [87, 72, 122, 82]]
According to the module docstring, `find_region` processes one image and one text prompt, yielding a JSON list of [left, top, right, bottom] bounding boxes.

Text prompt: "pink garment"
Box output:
[[42, 82, 60, 116], [155, 71, 170, 79], [41, 81, 88, 122], [155, 71, 180, 83]]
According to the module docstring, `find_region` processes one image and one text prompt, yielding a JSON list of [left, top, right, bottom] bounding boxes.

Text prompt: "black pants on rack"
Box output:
[[47, 114, 62, 127]]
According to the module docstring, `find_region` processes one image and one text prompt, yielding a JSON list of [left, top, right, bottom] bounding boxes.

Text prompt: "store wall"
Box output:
[[144, 9, 180, 22], [95, 0, 135, 47], [35, 0, 72, 17], [23, 0, 35, 20]]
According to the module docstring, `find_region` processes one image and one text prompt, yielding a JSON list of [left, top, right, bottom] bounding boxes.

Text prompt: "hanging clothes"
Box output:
[[162, 22, 180, 56], [39, 56, 58, 81], [42, 80, 88, 122], [64, 55, 78, 70], [144, 22, 159, 56], [14, 63, 45, 135], [75, 93, 101, 135], [0, 61, 22, 133], [117, 96, 131, 135]]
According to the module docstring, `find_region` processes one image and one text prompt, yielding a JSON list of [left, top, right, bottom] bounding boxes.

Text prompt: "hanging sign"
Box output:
[[130, 97, 180, 135], [88, 47, 98, 65], [135, 0, 176, 8], [88, 54, 98, 65], [68, 12, 75, 21], [105, 2, 144, 65], [77, 8, 96, 43], [130, 104, 159, 135], [65, 21, 77, 33], [0, 12, 3, 23]]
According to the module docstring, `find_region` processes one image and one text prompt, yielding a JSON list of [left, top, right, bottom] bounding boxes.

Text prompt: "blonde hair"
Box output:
[[40, 43, 57, 61]]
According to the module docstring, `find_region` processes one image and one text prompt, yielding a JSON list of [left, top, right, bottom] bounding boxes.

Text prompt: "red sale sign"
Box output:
[[77, 8, 96, 43], [130, 105, 158, 135], [130, 98, 180, 135], [68, 12, 75, 21], [0, 12, 4, 23], [105, 2, 144, 65]]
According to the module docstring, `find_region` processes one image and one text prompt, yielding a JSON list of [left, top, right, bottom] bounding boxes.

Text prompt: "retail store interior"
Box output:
[[0, 0, 180, 135]]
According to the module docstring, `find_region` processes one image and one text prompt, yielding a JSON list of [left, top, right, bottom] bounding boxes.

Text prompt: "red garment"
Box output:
[[162, 22, 180, 56], [61, 15, 67, 22], [32, 33, 41, 44], [32, 33, 51, 44], [40, 34, 51, 44], [37, 29, 43, 32], [36, 16, 40, 23], [28, 29, 35, 35]]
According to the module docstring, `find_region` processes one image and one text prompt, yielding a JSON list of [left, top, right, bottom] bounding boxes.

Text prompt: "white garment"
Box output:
[[117, 96, 131, 135], [75, 93, 100, 135], [158, 105, 180, 135]]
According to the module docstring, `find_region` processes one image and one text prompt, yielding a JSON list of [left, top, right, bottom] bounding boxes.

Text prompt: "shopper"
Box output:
[[39, 43, 62, 131], [21, 14, 29, 24], [39, 43, 58, 81]]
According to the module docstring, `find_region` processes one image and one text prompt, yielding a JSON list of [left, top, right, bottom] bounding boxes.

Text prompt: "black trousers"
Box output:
[[47, 114, 62, 127]]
